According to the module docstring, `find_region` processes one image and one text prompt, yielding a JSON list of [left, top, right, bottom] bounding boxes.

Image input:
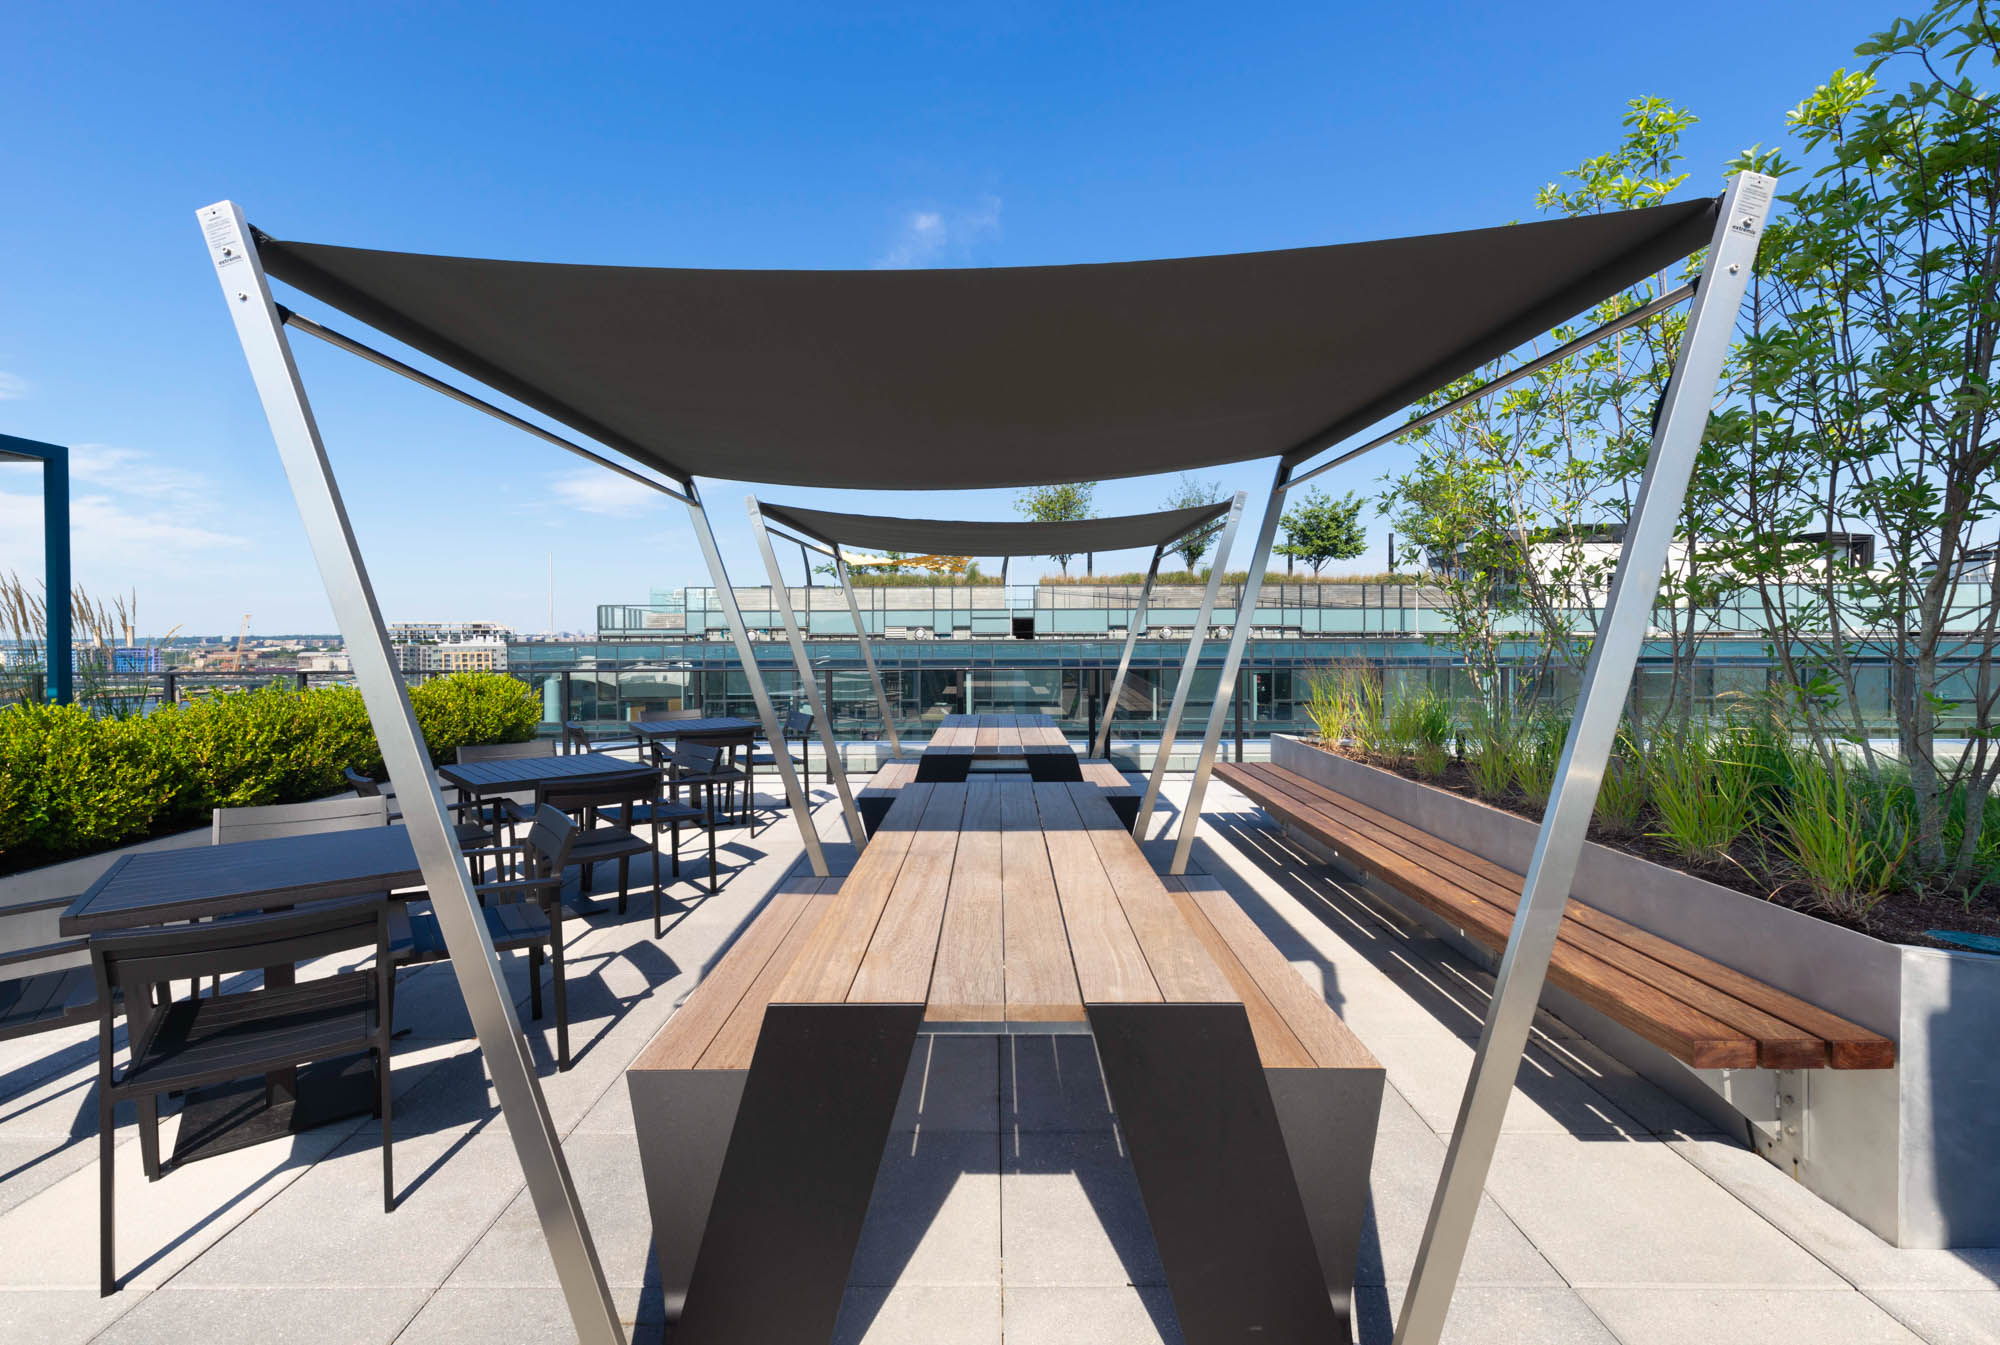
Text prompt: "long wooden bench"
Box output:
[[629, 773, 1383, 1345], [1215, 760, 1896, 1072]]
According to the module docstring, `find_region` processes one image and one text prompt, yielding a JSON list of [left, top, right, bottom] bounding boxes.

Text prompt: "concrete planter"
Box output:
[[1266, 732, 2000, 1250], [0, 825, 211, 974]]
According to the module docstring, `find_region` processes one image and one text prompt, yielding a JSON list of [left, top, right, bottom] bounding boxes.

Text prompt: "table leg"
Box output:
[[1088, 1002, 1345, 1345], [670, 1003, 922, 1345]]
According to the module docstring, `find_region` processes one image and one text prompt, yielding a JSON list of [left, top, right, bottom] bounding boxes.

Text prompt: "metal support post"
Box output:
[[834, 550, 905, 759], [1393, 171, 1773, 1345], [683, 486, 832, 876], [1093, 544, 1163, 759], [747, 499, 867, 848], [1134, 492, 1246, 837], [0, 435, 72, 704], [1170, 464, 1289, 874], [198, 200, 626, 1345]]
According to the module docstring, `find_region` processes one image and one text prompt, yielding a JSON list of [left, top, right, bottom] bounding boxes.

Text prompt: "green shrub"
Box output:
[[409, 672, 541, 764], [1384, 684, 1452, 770], [1511, 713, 1566, 806], [0, 672, 541, 863]]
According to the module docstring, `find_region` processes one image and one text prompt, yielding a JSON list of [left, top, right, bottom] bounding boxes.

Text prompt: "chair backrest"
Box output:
[[667, 742, 723, 780], [538, 770, 660, 814], [343, 767, 388, 798], [457, 738, 558, 765], [654, 707, 706, 722], [92, 897, 390, 1050], [783, 708, 814, 737], [519, 804, 580, 879], [213, 794, 390, 844]]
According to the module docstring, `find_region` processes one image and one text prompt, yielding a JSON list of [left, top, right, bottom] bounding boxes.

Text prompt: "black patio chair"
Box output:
[[343, 767, 499, 880], [600, 753, 726, 934], [0, 897, 95, 1043], [398, 804, 579, 1069], [538, 771, 659, 919], [92, 897, 396, 1296]]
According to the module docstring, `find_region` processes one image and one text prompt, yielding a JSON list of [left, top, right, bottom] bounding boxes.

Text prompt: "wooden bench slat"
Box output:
[[1221, 763, 1760, 1070], [698, 880, 842, 1069], [1159, 877, 1314, 1068], [1065, 783, 1235, 1005], [998, 779, 1087, 1021], [633, 876, 825, 1071], [849, 784, 970, 1004], [1232, 764, 1828, 1068], [1230, 762, 1894, 1070], [1032, 781, 1161, 1005], [928, 779, 1006, 1020], [1176, 877, 1381, 1071], [773, 783, 935, 1004]]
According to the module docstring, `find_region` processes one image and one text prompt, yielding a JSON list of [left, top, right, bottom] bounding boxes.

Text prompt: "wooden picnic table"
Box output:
[[916, 712, 1081, 781], [628, 772, 1384, 1345]]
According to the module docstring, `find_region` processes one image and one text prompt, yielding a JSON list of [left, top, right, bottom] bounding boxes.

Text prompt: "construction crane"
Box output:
[[224, 614, 251, 670]]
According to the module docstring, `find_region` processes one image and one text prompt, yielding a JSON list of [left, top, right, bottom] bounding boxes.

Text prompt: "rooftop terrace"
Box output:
[[2, 774, 1989, 1345]]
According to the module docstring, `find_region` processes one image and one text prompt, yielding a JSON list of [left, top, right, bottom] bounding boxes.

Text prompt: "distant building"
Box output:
[[390, 621, 511, 677]]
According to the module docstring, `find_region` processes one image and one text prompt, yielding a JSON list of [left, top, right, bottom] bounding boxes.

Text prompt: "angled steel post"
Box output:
[[1093, 544, 1164, 759], [197, 201, 625, 1345], [1394, 171, 1774, 1345], [682, 485, 831, 876], [1134, 491, 1246, 837], [1170, 462, 1291, 874], [747, 498, 867, 848], [833, 549, 905, 760]]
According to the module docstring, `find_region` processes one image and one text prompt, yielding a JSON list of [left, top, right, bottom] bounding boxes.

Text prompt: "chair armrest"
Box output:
[[0, 937, 89, 969]]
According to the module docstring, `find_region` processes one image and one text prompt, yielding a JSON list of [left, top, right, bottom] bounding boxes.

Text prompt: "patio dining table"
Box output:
[[62, 826, 428, 1166]]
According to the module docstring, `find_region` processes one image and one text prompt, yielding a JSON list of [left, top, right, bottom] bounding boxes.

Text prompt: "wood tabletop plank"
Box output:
[[633, 877, 824, 1071], [996, 780, 1086, 1022], [1032, 782, 1160, 1006], [697, 880, 842, 1069], [1175, 876, 1381, 1070], [772, 783, 935, 1004], [1065, 783, 1236, 1004], [1159, 877, 1313, 1067], [848, 784, 970, 1004], [927, 779, 1007, 1020]]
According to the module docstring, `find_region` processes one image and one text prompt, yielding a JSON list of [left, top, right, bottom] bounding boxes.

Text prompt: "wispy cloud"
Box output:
[[548, 468, 662, 518], [0, 371, 28, 400], [874, 195, 1002, 269], [0, 443, 247, 581]]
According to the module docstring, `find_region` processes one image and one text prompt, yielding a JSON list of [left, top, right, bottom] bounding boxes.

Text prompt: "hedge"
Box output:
[[0, 671, 540, 864]]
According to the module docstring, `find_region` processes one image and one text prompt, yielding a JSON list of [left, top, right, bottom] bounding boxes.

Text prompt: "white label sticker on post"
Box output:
[[1731, 176, 1773, 235], [203, 205, 243, 266]]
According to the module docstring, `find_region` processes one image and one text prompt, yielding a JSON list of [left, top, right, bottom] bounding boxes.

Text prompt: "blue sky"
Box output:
[[0, 1, 1897, 636]]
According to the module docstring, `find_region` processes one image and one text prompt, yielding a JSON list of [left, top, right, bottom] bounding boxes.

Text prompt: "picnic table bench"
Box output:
[[628, 773, 1384, 1345], [1215, 760, 1896, 1072]]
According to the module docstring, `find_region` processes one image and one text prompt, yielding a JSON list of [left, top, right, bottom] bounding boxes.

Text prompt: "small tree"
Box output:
[[1277, 488, 1367, 576], [1015, 481, 1097, 574], [1162, 474, 1227, 572]]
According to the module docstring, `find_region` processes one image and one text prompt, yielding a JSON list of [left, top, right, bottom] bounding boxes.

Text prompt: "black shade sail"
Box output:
[[760, 499, 1232, 558], [255, 196, 1717, 491]]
